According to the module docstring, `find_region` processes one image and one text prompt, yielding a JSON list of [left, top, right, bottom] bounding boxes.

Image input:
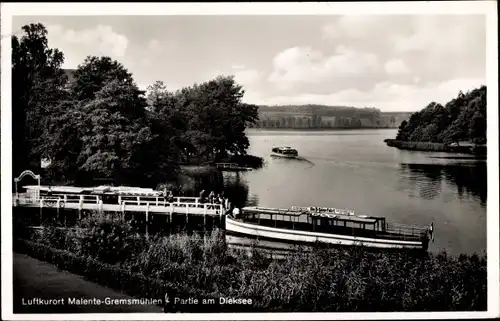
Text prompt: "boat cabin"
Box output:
[[272, 147, 298, 156], [237, 206, 429, 242]]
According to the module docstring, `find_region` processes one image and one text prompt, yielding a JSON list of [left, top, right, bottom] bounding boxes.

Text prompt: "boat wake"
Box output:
[[270, 155, 315, 167], [295, 156, 315, 167]]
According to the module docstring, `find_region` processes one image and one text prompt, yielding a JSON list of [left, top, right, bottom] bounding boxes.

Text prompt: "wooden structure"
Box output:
[[14, 170, 41, 199], [214, 163, 252, 172], [13, 184, 227, 230]]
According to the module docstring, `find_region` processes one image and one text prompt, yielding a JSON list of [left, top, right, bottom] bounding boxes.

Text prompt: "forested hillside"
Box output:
[[251, 105, 411, 129], [395, 86, 486, 144]]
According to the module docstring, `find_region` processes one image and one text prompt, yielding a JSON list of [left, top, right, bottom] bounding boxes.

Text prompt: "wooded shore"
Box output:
[[384, 139, 486, 156]]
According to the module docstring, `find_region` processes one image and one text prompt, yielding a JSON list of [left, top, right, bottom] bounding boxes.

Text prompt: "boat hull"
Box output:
[[271, 152, 298, 159], [226, 216, 426, 250]]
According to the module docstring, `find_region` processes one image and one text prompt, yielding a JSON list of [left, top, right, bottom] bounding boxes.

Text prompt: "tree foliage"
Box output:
[[13, 23, 258, 187], [12, 23, 67, 175], [396, 86, 487, 145], [146, 76, 259, 162]]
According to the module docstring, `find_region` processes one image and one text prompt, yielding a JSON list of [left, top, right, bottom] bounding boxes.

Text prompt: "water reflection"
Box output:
[[223, 173, 258, 208], [399, 162, 487, 206]]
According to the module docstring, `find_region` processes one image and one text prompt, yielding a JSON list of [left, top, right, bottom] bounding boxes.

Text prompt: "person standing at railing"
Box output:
[[199, 190, 206, 203], [167, 191, 174, 203], [232, 207, 240, 219]]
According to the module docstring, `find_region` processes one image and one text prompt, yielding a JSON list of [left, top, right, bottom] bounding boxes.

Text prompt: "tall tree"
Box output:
[[43, 56, 167, 186], [171, 75, 258, 160], [12, 23, 67, 175], [69, 56, 139, 102]]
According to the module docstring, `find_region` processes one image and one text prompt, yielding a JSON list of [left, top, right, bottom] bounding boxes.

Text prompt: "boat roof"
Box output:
[[23, 185, 162, 196], [273, 146, 297, 151], [23, 185, 89, 194], [243, 206, 380, 224]]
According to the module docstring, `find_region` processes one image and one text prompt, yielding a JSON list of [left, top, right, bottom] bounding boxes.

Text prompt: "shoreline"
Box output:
[[248, 127, 398, 132], [384, 139, 487, 157]]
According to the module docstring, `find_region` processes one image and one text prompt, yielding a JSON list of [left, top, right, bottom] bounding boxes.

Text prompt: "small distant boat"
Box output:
[[226, 206, 433, 251], [271, 146, 299, 158]]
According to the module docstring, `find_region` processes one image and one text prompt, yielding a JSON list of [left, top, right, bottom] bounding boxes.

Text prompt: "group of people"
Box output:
[[160, 188, 237, 214], [199, 190, 230, 210], [162, 189, 175, 202]]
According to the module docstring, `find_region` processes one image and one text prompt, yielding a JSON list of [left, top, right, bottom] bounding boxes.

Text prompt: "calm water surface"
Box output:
[[225, 129, 487, 256]]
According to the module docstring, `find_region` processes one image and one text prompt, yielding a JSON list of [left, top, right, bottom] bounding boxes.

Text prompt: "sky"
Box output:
[[12, 14, 486, 112]]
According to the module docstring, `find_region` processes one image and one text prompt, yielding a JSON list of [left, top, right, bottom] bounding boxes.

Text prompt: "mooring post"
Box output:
[[145, 202, 149, 238], [78, 199, 82, 220], [170, 203, 174, 233], [122, 202, 126, 221], [39, 199, 43, 225], [185, 204, 189, 225], [203, 206, 207, 229], [219, 204, 223, 226]]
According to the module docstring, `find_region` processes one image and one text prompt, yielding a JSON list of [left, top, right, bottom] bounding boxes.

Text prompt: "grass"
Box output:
[[15, 213, 487, 312]]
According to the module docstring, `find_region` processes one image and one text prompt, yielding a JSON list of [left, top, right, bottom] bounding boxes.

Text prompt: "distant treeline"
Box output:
[[395, 86, 486, 145], [251, 105, 412, 129]]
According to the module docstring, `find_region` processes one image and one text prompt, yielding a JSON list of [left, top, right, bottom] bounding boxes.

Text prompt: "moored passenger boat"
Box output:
[[271, 146, 299, 158], [226, 206, 434, 251]]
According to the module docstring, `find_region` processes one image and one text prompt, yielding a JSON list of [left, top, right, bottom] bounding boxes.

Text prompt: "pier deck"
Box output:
[[13, 194, 226, 217]]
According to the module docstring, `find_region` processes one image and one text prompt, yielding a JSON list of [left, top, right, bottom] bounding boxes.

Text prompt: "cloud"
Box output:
[[232, 64, 246, 70], [147, 39, 160, 52], [47, 24, 128, 68], [268, 46, 380, 93], [257, 15, 485, 108], [384, 59, 411, 74], [321, 15, 485, 84], [234, 69, 261, 86]]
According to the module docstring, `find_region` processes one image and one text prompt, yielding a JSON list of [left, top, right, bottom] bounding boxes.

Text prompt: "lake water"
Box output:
[[224, 129, 487, 256]]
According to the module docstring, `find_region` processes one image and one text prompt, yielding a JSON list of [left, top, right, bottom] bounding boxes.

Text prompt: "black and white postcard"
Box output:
[[1, 2, 498, 320]]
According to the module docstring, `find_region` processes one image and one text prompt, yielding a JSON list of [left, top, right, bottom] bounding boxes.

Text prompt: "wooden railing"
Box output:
[[215, 163, 238, 169], [214, 163, 251, 171], [13, 193, 225, 214], [385, 222, 429, 238]]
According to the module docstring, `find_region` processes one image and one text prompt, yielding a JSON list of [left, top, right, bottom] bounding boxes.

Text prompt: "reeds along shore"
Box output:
[[13, 212, 487, 312]]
